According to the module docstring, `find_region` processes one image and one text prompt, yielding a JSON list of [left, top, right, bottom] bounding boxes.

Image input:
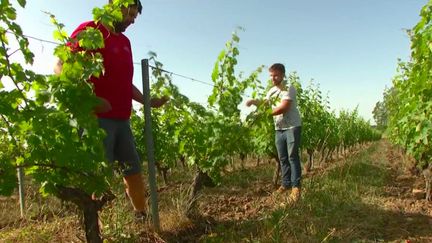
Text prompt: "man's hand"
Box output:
[[246, 99, 259, 107], [94, 97, 112, 113], [150, 96, 169, 108]]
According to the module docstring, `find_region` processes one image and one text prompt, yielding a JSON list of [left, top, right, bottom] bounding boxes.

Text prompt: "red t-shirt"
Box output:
[[69, 21, 134, 119]]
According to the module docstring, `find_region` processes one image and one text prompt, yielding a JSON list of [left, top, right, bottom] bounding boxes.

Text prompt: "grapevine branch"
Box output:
[[1, 39, 30, 108]]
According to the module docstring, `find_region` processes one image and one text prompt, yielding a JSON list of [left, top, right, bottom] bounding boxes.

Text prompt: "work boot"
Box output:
[[288, 187, 301, 203], [275, 185, 291, 194], [134, 211, 150, 224]]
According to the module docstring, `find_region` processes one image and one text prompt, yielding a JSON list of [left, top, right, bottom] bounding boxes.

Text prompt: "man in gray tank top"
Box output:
[[246, 63, 302, 204]]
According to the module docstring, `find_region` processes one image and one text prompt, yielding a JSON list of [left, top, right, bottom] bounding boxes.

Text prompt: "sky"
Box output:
[[9, 0, 428, 123]]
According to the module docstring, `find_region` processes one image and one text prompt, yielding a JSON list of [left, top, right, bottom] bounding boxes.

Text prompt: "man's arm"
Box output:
[[271, 99, 291, 116], [54, 58, 63, 76], [132, 85, 145, 104], [132, 85, 168, 108], [94, 98, 112, 113]]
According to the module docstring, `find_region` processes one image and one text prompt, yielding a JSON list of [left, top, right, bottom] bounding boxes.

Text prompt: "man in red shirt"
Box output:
[[55, 0, 167, 219]]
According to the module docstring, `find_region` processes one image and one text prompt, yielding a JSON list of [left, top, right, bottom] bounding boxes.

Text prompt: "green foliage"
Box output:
[[244, 79, 275, 159], [0, 0, 136, 199], [133, 31, 263, 184], [372, 101, 388, 131], [206, 30, 263, 178], [382, 1, 432, 169], [92, 0, 134, 30], [295, 77, 330, 153], [246, 70, 379, 162], [0, 124, 16, 195], [132, 53, 189, 171]]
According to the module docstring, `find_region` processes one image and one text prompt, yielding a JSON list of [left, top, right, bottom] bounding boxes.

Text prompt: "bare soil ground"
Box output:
[[1, 140, 431, 242], [163, 141, 432, 242]]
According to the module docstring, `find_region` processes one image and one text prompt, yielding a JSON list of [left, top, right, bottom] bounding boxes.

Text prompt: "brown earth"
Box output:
[[1, 140, 431, 242], [164, 141, 432, 242]]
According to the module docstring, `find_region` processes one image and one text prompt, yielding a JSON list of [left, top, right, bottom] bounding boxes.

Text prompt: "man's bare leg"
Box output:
[[123, 172, 147, 212]]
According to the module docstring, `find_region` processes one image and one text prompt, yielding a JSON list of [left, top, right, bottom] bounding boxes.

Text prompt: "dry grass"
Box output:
[[1, 141, 431, 242], [0, 216, 83, 242]]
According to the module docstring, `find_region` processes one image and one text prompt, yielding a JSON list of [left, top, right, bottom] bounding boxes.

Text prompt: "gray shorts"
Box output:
[[98, 118, 142, 176]]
